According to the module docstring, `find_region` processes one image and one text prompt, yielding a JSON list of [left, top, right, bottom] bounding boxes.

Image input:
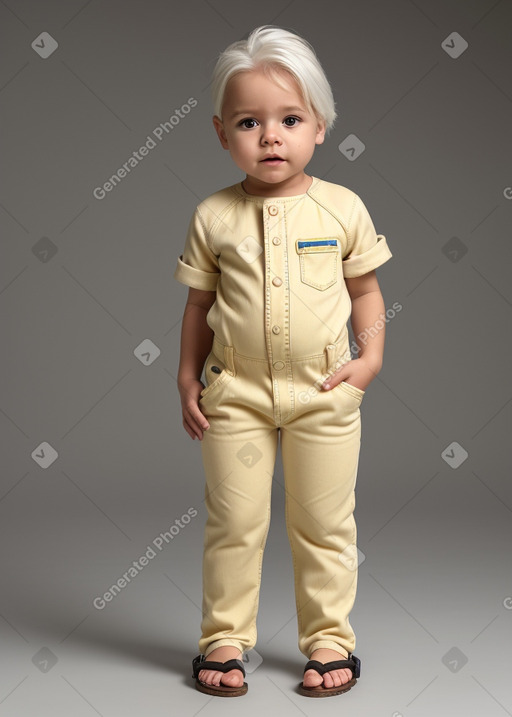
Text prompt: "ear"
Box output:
[[315, 118, 326, 146], [212, 115, 229, 149]]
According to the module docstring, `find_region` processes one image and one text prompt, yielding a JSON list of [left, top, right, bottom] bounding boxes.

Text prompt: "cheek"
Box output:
[[236, 139, 253, 156]]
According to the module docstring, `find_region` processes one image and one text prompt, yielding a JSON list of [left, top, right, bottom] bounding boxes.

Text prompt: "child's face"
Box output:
[[213, 67, 326, 194]]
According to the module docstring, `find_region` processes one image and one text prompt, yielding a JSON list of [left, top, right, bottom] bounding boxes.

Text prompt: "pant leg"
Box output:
[[197, 347, 278, 658], [281, 356, 364, 659]]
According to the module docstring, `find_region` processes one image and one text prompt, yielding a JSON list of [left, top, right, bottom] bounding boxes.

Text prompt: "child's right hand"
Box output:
[[177, 378, 211, 440]]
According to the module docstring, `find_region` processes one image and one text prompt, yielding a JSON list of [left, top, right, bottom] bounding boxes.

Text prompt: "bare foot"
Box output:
[[302, 647, 353, 688], [198, 646, 244, 688]]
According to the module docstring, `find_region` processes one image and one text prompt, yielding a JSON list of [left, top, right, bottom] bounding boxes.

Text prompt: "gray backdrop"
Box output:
[[1, 1, 511, 715]]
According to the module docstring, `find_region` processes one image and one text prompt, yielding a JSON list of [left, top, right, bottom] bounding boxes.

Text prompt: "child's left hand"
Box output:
[[321, 357, 381, 392]]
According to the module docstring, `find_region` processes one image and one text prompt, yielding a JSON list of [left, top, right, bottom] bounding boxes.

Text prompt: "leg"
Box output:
[[197, 396, 278, 686], [281, 385, 363, 687]]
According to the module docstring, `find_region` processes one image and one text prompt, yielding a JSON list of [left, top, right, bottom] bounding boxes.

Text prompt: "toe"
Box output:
[[198, 668, 209, 684], [323, 670, 335, 687], [303, 669, 323, 687], [324, 667, 352, 688], [211, 670, 223, 687], [201, 669, 216, 685], [198, 667, 243, 688], [221, 670, 243, 687]]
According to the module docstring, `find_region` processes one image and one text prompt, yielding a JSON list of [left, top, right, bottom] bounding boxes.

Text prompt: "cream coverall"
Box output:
[[174, 175, 392, 659]]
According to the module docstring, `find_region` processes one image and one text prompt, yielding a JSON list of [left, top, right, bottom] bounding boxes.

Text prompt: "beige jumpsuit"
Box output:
[[174, 176, 392, 659]]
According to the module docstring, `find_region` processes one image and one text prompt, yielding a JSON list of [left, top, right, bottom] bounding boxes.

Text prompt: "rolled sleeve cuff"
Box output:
[[173, 255, 219, 291], [342, 235, 392, 278]]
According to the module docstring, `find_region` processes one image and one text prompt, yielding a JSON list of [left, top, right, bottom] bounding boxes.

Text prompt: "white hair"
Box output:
[[211, 25, 337, 134]]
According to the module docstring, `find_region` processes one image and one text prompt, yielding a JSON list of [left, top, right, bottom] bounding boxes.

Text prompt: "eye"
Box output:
[[238, 118, 258, 129], [284, 116, 301, 127]]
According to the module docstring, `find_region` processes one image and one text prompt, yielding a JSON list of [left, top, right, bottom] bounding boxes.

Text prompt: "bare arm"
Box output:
[[322, 270, 386, 392], [177, 287, 216, 440], [346, 270, 385, 374]]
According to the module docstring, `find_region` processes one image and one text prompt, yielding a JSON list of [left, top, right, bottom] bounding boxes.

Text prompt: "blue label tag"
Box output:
[[297, 239, 338, 248]]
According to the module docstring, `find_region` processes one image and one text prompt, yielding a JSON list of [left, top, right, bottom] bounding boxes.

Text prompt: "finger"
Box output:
[[194, 408, 210, 433], [183, 418, 198, 440], [183, 409, 206, 440], [187, 407, 210, 439], [322, 378, 341, 390], [322, 368, 346, 390]]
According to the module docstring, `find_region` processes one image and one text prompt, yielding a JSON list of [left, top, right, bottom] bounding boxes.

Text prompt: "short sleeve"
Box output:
[[173, 207, 220, 291], [342, 194, 392, 278]]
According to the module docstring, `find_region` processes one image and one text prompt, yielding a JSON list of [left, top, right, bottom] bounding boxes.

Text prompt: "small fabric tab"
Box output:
[[297, 239, 338, 249]]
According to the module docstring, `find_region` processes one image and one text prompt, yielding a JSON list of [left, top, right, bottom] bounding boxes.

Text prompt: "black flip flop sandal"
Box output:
[[192, 653, 248, 697], [298, 652, 361, 697]]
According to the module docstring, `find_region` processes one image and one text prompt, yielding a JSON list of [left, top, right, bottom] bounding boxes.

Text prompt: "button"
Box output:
[[268, 205, 278, 216], [326, 344, 335, 350], [273, 360, 285, 370], [272, 277, 283, 287], [211, 365, 222, 374], [272, 325, 281, 334], [272, 237, 281, 245]]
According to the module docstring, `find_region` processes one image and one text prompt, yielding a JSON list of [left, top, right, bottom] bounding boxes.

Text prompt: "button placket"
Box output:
[[264, 201, 291, 423]]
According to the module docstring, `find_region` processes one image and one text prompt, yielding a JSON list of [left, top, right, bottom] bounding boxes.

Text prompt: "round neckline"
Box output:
[[235, 176, 318, 202]]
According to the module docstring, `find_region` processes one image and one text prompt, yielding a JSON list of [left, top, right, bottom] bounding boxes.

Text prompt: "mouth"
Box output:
[[261, 156, 285, 163]]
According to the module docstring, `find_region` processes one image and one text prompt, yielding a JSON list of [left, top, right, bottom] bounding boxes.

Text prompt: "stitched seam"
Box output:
[[198, 193, 243, 255], [233, 176, 319, 203], [345, 192, 359, 259], [195, 207, 216, 257], [282, 203, 295, 419], [307, 184, 356, 258]]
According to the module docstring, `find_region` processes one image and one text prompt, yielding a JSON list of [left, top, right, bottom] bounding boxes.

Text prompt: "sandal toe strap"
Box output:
[[303, 654, 361, 678], [192, 654, 246, 678]]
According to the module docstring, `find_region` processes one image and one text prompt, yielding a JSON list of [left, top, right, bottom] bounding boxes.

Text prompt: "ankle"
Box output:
[[310, 647, 348, 661], [205, 645, 242, 661]]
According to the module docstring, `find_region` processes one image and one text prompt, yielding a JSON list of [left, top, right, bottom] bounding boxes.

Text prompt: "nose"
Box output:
[[260, 122, 282, 146]]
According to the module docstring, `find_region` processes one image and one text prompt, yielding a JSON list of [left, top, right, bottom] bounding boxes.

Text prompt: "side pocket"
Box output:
[[334, 380, 365, 406], [200, 350, 232, 401]]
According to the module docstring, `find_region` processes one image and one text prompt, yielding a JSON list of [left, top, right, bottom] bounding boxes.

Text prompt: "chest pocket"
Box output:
[[296, 238, 339, 290]]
